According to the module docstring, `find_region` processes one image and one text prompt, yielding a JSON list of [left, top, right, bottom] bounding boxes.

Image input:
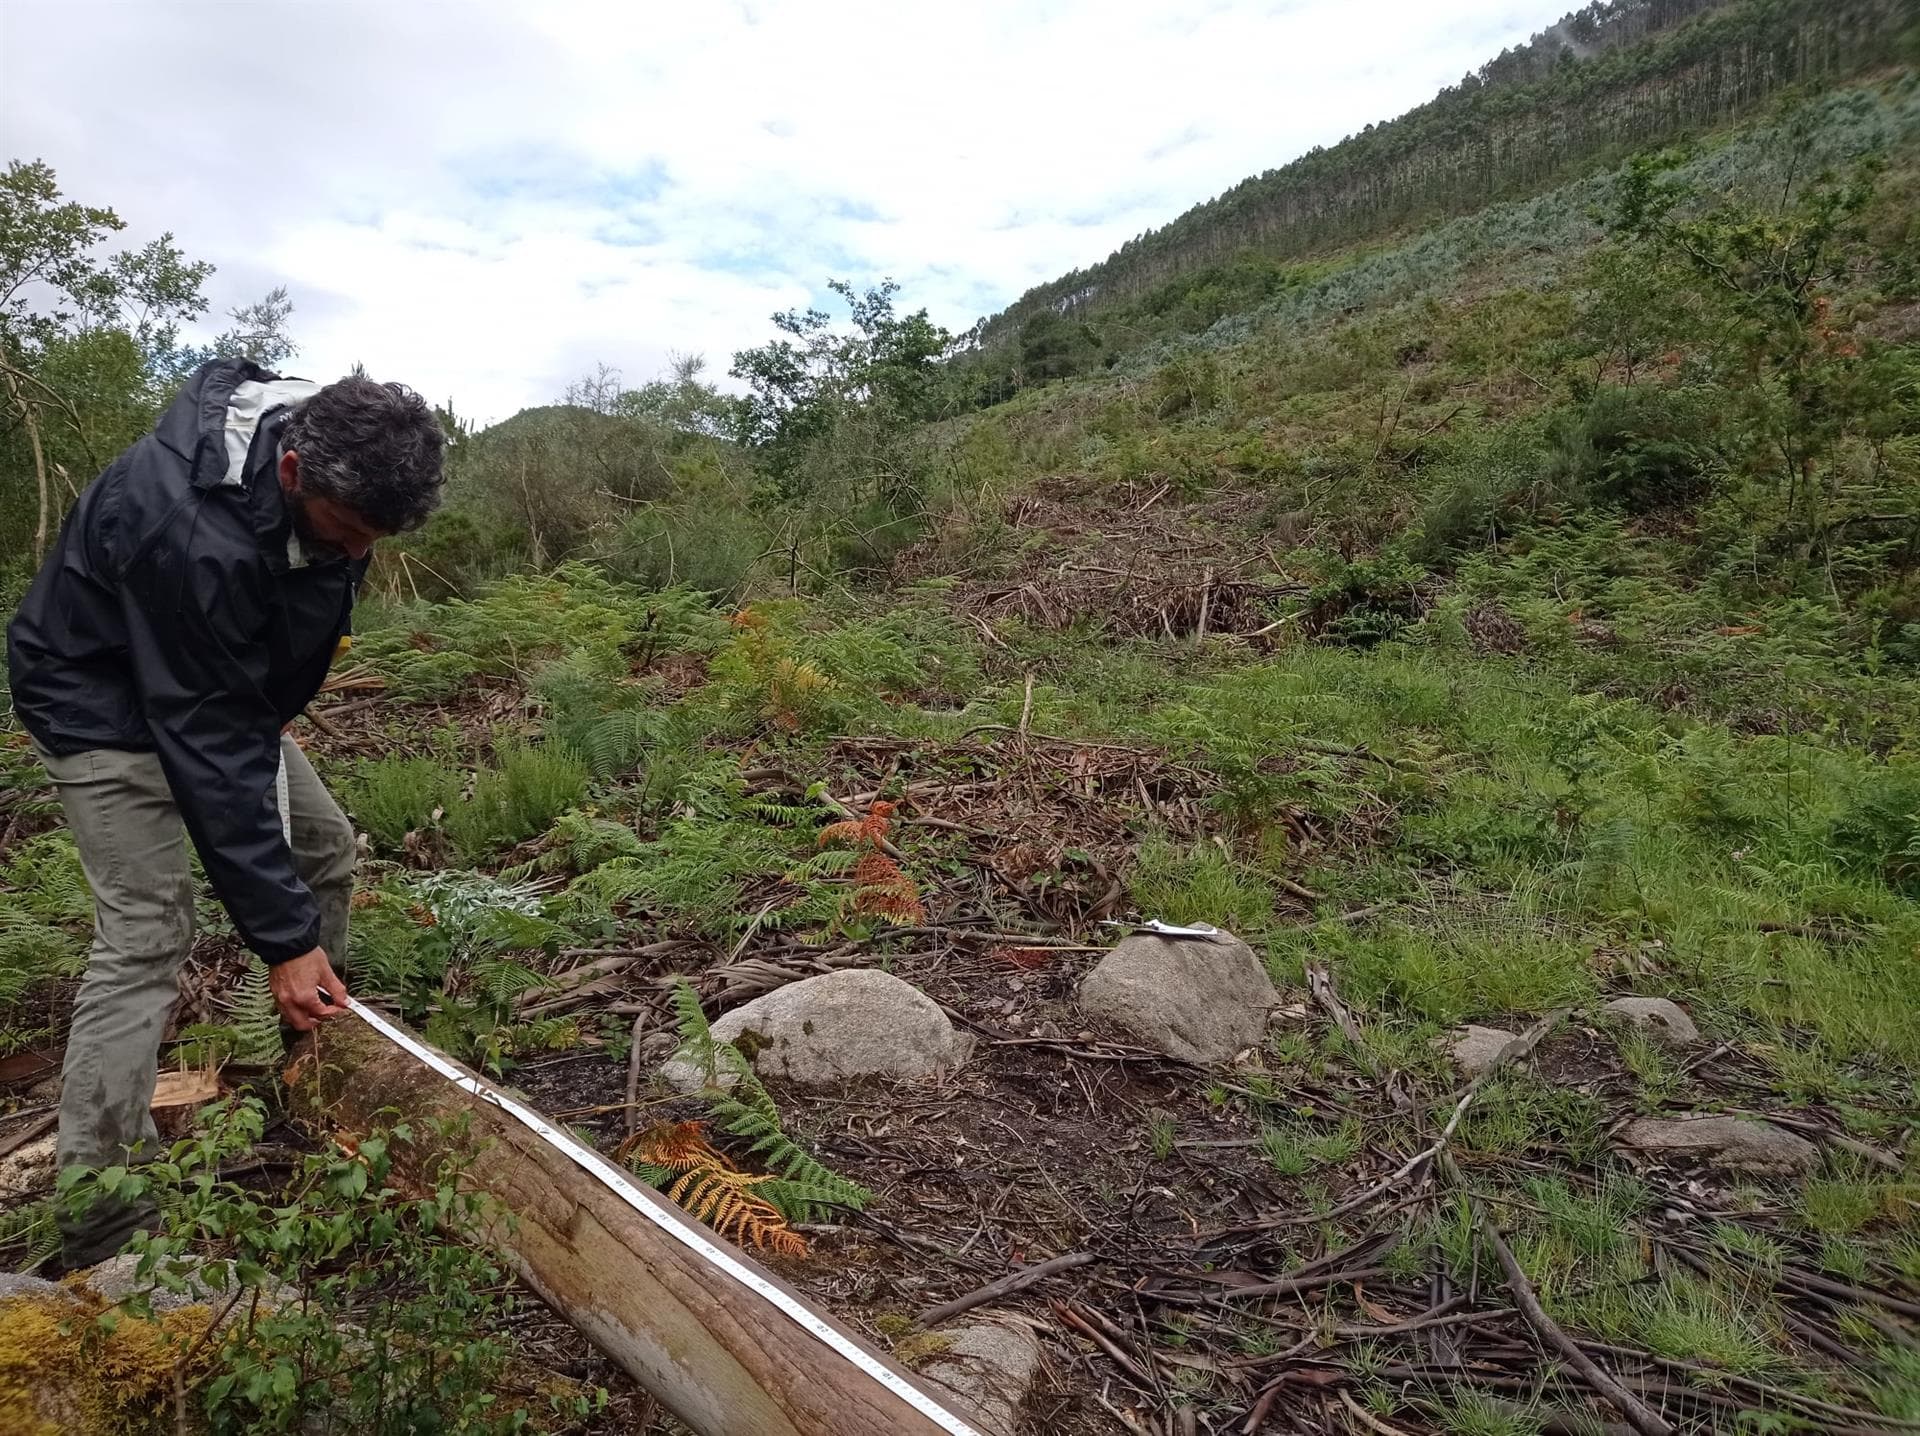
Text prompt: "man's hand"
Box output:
[[271, 947, 349, 1031]]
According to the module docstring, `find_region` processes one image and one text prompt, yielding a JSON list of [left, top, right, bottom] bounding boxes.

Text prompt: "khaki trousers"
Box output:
[[34, 735, 354, 1265]]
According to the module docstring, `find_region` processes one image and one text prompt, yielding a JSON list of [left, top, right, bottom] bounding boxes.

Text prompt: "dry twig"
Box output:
[[1479, 1217, 1674, 1436]]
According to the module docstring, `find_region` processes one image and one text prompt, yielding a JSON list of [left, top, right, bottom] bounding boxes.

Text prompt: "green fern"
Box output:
[[743, 793, 834, 827], [0, 1023, 54, 1059], [175, 958, 282, 1067], [221, 960, 284, 1065], [783, 848, 859, 882], [507, 1015, 582, 1054], [0, 1199, 59, 1273], [556, 804, 855, 941], [664, 979, 871, 1222], [473, 956, 553, 1011], [541, 809, 645, 873], [1, 833, 94, 922], [342, 755, 459, 854], [0, 908, 85, 1007], [576, 708, 671, 779], [667, 977, 718, 1084]]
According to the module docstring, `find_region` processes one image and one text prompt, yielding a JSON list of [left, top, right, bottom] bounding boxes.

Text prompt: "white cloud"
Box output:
[[2, 0, 1551, 423]]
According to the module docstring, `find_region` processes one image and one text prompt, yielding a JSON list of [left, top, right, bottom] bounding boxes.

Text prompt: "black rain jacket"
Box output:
[[7, 359, 366, 964]]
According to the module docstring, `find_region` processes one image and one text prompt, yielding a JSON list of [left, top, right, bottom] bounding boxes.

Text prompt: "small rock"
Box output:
[[1604, 996, 1698, 1046], [661, 969, 968, 1091], [1617, 1116, 1818, 1175], [1077, 930, 1278, 1064], [0, 1272, 77, 1305], [920, 1319, 1044, 1436], [1443, 1025, 1520, 1078], [0, 1132, 58, 1201], [83, 1251, 300, 1320]]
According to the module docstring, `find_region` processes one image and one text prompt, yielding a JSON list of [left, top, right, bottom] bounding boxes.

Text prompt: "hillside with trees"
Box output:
[[972, 0, 1915, 373], [3, 7, 1920, 1436]]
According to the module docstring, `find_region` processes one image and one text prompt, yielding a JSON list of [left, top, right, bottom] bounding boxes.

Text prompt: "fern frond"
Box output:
[[506, 1015, 581, 1053], [624, 1114, 807, 1256], [742, 794, 832, 827], [540, 809, 645, 873], [630, 1120, 727, 1172], [578, 708, 677, 779], [0, 909, 85, 1007], [818, 801, 896, 851], [782, 849, 859, 882], [0, 833, 94, 923], [848, 852, 926, 924], [493, 858, 541, 885], [0, 1199, 59, 1272], [663, 1166, 806, 1257], [757, 1173, 873, 1225], [667, 977, 718, 1084], [704, 1049, 872, 1220], [473, 957, 553, 1011], [754, 888, 845, 935], [215, 960, 284, 1066]]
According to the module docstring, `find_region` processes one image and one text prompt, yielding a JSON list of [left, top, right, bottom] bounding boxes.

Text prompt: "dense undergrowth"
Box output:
[[29, 516, 1902, 1428]]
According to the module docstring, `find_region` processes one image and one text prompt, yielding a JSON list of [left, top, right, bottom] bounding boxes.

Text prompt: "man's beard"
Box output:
[[285, 491, 346, 561]]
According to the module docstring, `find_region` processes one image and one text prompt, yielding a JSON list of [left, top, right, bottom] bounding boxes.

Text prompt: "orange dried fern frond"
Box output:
[[818, 799, 896, 851], [626, 1120, 727, 1172], [820, 804, 923, 925], [849, 851, 926, 924], [663, 1166, 808, 1259], [625, 1120, 809, 1257]]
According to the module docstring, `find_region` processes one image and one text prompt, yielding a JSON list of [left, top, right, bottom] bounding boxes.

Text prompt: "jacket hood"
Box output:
[[151, 358, 276, 478]]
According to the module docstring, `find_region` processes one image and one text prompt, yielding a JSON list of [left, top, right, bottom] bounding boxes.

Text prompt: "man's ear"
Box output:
[[278, 450, 300, 495]]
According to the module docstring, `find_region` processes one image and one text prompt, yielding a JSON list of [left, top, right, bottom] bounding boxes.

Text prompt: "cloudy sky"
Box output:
[[4, 1, 1555, 424]]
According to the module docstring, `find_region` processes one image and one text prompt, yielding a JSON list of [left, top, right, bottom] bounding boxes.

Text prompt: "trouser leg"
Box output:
[[280, 736, 355, 982], [34, 744, 193, 1267]]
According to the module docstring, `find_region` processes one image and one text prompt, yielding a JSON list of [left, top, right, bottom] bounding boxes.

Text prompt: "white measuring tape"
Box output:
[[340, 997, 983, 1436]]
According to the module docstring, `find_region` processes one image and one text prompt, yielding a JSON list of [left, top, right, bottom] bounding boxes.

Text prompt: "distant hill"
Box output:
[[472, 404, 609, 441], [973, 0, 1912, 350]]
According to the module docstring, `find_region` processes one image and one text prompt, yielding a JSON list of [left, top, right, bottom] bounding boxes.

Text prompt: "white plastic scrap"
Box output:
[[1102, 919, 1226, 940]]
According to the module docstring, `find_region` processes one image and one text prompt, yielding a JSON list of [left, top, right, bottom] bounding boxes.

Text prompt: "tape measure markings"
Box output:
[[341, 998, 982, 1436]]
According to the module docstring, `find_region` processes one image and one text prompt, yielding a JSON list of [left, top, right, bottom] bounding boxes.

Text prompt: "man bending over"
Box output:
[[6, 359, 446, 1268]]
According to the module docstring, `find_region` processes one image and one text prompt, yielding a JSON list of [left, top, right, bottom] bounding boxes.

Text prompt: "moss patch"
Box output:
[[0, 1293, 214, 1435]]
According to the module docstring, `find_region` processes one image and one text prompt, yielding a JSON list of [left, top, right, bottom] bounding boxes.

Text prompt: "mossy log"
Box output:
[[289, 1011, 977, 1436]]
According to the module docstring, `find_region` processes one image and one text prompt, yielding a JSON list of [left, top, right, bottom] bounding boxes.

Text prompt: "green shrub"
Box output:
[[1543, 387, 1716, 514], [445, 742, 589, 860], [1828, 763, 1920, 894], [1409, 416, 1551, 565], [343, 755, 461, 854], [56, 1097, 601, 1431]]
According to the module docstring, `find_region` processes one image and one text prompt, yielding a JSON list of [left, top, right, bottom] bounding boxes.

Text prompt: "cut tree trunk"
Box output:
[[288, 1010, 979, 1436]]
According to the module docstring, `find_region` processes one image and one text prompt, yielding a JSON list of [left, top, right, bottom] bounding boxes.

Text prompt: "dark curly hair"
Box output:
[[280, 376, 447, 533]]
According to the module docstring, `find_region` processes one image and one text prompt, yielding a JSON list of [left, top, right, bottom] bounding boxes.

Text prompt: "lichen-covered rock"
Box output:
[[1077, 930, 1277, 1064], [1442, 1025, 1520, 1079], [1603, 996, 1698, 1046], [0, 1274, 74, 1306], [1617, 1116, 1818, 1175], [82, 1252, 299, 1320], [920, 1319, 1044, 1436], [662, 969, 967, 1091]]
